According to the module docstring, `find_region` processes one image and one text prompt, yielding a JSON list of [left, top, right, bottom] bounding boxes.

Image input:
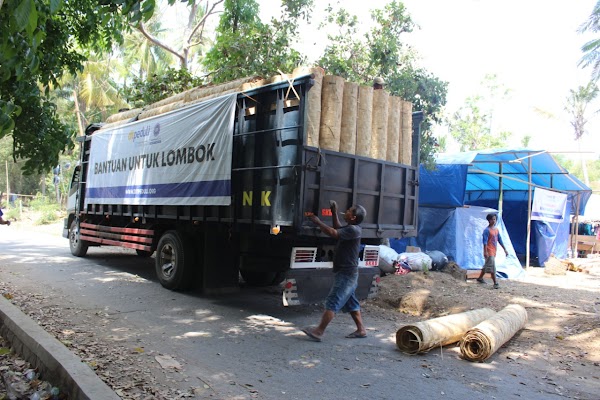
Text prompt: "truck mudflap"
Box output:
[[282, 267, 380, 306]]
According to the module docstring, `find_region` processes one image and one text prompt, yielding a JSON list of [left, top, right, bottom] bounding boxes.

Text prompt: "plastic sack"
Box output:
[[425, 250, 448, 271], [398, 252, 433, 272], [378, 245, 399, 274], [394, 259, 411, 275]]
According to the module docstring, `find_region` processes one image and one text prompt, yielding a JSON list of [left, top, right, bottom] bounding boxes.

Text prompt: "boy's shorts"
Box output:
[[483, 256, 496, 274], [325, 270, 360, 313]]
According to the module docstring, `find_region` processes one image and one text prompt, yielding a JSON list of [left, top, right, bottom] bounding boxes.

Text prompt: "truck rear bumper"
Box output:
[[282, 267, 380, 306]]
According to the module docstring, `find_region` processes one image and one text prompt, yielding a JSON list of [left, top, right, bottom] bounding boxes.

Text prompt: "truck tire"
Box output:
[[69, 220, 89, 257], [155, 231, 194, 291]]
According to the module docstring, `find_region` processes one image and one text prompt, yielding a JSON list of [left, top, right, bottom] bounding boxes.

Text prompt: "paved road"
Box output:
[[0, 226, 594, 399]]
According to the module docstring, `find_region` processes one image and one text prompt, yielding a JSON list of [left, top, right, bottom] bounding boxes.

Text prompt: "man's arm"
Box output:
[[498, 234, 508, 254], [305, 212, 339, 239], [482, 229, 489, 257], [330, 201, 341, 229]]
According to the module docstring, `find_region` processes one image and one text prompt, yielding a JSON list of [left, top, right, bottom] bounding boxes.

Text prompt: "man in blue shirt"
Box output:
[[301, 201, 367, 342]]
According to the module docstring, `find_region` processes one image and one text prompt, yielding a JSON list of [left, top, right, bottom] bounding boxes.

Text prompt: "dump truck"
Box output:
[[63, 73, 422, 305]]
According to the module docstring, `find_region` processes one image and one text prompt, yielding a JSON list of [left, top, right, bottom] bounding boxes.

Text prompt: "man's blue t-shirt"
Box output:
[[333, 224, 362, 273]]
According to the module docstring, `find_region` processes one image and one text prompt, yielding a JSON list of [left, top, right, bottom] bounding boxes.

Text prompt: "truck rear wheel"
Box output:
[[155, 231, 194, 291], [69, 220, 89, 257]]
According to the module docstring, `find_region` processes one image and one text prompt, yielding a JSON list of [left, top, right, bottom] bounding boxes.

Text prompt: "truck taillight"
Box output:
[[285, 281, 293, 289]]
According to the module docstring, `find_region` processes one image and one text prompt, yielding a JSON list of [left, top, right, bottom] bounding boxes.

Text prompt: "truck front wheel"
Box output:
[[69, 220, 89, 257], [155, 231, 194, 291]]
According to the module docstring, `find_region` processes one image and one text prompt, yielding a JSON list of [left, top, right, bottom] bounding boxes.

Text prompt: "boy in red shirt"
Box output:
[[477, 214, 508, 289]]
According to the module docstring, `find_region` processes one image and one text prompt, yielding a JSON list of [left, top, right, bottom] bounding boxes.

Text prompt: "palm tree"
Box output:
[[121, 18, 174, 81], [565, 82, 599, 185], [565, 82, 599, 140], [579, 1, 600, 81], [54, 53, 130, 136]]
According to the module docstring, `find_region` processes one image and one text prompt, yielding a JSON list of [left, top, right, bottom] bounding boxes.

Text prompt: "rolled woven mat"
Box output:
[[396, 308, 495, 354], [460, 304, 528, 362]]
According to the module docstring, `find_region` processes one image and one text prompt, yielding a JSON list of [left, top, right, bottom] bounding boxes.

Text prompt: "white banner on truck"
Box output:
[[85, 93, 237, 206], [531, 187, 567, 223]]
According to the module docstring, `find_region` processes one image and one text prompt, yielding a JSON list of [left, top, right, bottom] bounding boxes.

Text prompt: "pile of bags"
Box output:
[[377, 245, 448, 275]]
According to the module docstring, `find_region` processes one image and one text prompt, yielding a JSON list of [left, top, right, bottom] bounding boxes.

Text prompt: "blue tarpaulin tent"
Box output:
[[411, 149, 591, 272]]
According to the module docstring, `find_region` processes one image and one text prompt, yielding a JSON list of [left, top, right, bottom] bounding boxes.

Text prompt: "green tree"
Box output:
[[121, 18, 174, 81], [122, 67, 205, 107], [203, 0, 313, 83], [54, 54, 130, 136], [579, 0, 600, 81], [317, 1, 447, 166], [448, 74, 512, 151], [135, 0, 221, 71], [448, 95, 510, 151], [0, 0, 159, 174], [554, 154, 600, 191], [565, 81, 599, 185], [565, 82, 599, 141]]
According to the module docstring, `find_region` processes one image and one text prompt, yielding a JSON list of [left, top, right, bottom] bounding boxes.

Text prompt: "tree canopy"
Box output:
[[448, 74, 511, 151], [579, 0, 600, 81], [317, 1, 447, 165], [203, 0, 313, 83], [2, 0, 448, 175], [565, 81, 599, 141], [0, 0, 159, 173]]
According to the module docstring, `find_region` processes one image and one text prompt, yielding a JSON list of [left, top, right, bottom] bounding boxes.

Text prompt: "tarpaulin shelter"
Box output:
[[417, 149, 591, 268]]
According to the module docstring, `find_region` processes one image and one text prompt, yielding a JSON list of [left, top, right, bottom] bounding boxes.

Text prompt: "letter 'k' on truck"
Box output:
[[64, 73, 422, 305]]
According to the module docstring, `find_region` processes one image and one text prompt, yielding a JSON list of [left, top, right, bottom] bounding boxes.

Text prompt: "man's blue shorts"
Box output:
[[325, 270, 360, 313]]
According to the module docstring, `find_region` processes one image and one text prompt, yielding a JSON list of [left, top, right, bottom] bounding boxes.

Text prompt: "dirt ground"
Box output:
[[1, 217, 599, 398], [365, 260, 600, 386]]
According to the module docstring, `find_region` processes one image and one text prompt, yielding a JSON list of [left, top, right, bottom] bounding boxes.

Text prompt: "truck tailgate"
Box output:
[[283, 267, 380, 306]]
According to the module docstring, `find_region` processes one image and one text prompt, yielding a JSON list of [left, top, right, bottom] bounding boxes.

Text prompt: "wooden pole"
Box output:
[[5, 160, 9, 209], [525, 157, 532, 269], [498, 163, 503, 214]]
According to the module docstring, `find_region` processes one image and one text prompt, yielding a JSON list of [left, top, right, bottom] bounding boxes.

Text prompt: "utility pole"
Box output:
[[5, 160, 9, 209]]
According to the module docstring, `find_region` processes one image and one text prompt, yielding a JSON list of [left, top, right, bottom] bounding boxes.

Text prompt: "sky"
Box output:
[[259, 0, 600, 158]]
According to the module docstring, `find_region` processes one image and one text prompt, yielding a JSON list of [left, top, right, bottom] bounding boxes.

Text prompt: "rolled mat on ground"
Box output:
[[459, 304, 528, 362], [396, 308, 496, 354]]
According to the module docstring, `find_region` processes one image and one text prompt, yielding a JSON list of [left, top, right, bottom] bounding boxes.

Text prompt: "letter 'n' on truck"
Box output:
[[64, 72, 422, 305]]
